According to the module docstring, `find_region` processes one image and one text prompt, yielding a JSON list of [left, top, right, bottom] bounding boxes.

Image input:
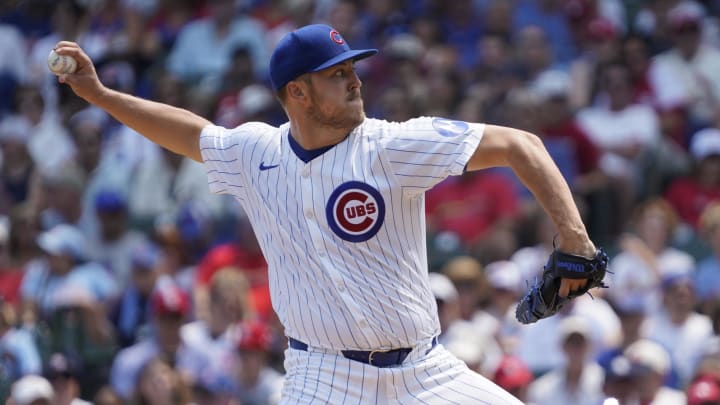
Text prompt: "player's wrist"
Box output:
[[555, 232, 596, 258]]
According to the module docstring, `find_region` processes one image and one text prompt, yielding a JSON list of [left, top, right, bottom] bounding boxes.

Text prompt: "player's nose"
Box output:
[[349, 70, 362, 90]]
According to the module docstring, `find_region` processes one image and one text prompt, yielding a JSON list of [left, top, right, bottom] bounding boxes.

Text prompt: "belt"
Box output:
[[288, 336, 438, 368]]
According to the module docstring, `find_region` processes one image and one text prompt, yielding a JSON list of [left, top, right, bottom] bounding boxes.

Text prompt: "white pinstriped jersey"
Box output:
[[200, 117, 484, 351]]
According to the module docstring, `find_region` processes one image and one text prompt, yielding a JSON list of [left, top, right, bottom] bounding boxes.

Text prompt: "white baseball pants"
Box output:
[[280, 341, 524, 404]]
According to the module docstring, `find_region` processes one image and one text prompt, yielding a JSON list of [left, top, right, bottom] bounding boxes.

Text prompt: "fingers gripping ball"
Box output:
[[47, 49, 77, 75], [515, 247, 609, 324]]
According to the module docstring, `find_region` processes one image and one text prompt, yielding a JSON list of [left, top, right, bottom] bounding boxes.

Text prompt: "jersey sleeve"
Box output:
[[199, 124, 251, 196], [377, 117, 484, 194]]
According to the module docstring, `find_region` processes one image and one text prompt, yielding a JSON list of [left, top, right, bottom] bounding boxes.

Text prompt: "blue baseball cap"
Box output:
[[269, 24, 378, 91]]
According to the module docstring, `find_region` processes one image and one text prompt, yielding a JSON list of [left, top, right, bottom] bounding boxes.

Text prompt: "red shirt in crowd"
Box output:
[[425, 171, 519, 247], [665, 178, 720, 229]]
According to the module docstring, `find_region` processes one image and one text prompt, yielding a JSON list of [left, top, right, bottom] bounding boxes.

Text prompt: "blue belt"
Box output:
[[288, 336, 438, 368]]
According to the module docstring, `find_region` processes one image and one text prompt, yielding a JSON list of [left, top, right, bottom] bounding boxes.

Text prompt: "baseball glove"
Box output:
[[515, 248, 609, 324]]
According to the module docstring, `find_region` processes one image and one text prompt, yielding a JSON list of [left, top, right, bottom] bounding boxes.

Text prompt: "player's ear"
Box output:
[[286, 81, 307, 102]]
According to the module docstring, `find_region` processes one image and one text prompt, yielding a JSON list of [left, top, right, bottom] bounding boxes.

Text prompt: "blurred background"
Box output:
[[1, 0, 720, 404]]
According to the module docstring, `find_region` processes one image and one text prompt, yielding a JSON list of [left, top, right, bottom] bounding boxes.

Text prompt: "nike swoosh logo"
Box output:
[[259, 162, 280, 171]]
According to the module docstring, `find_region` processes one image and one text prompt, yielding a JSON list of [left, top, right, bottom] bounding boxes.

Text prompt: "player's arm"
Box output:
[[53, 41, 209, 162], [467, 124, 595, 297]]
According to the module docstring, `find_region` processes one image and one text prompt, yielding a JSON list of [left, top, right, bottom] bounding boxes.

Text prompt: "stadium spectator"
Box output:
[[232, 320, 283, 404], [90, 189, 149, 287], [109, 278, 194, 400], [20, 223, 118, 324], [8, 374, 54, 405], [493, 355, 534, 404], [577, 62, 661, 212], [0, 300, 41, 397], [695, 203, 720, 308], [649, 1, 720, 131], [666, 127, 720, 230], [128, 148, 223, 228], [183, 268, 252, 394], [607, 198, 695, 313], [14, 85, 76, 174], [527, 316, 604, 405], [599, 354, 643, 405], [43, 351, 92, 405], [0, 116, 34, 214], [135, 357, 193, 405], [624, 339, 687, 404], [642, 272, 714, 387], [425, 168, 520, 257], [166, 0, 269, 91], [110, 241, 161, 348]]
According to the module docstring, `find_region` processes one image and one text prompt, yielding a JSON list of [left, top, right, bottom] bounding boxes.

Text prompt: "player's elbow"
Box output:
[[507, 129, 546, 167]]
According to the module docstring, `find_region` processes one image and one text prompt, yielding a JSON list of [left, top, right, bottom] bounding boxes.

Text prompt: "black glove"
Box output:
[[515, 247, 609, 324]]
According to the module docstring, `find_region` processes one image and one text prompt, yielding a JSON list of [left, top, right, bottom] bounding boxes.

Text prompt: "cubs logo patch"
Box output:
[[432, 118, 470, 137], [326, 181, 385, 242], [330, 30, 345, 45]]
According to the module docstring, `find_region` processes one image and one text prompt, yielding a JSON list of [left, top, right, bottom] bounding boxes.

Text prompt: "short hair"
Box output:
[[209, 267, 253, 318]]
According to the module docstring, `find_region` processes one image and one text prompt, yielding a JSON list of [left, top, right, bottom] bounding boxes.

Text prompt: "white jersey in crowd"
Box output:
[[200, 117, 483, 351]]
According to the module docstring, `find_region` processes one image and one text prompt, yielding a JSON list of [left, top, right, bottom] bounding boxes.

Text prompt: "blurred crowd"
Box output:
[[1, 0, 720, 404]]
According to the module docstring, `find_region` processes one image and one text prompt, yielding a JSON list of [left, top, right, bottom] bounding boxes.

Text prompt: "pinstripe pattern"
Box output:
[[200, 117, 526, 402], [200, 117, 483, 351], [280, 345, 525, 404]]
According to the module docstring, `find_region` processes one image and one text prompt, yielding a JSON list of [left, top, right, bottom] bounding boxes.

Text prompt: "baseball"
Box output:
[[47, 49, 77, 75]]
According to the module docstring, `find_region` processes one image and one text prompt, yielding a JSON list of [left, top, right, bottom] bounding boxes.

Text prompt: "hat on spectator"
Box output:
[[236, 320, 273, 352], [68, 106, 108, 132], [485, 260, 522, 293], [587, 17, 619, 41], [612, 294, 647, 316], [690, 128, 720, 160], [559, 316, 591, 341], [530, 70, 571, 100], [658, 252, 695, 277], [667, 1, 705, 30], [95, 189, 128, 213], [428, 272, 458, 302], [624, 339, 671, 376], [385, 33, 425, 60], [11, 375, 54, 405], [660, 271, 694, 291], [269, 24, 377, 91], [151, 279, 189, 318], [688, 377, 720, 405], [44, 352, 80, 379], [442, 256, 484, 284], [604, 354, 645, 381], [493, 356, 533, 390], [37, 223, 88, 261], [0, 115, 31, 144], [131, 241, 161, 271]]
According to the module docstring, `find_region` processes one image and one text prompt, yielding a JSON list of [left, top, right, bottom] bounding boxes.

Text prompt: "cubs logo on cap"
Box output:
[[326, 181, 385, 242], [269, 24, 378, 91], [330, 30, 344, 44]]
